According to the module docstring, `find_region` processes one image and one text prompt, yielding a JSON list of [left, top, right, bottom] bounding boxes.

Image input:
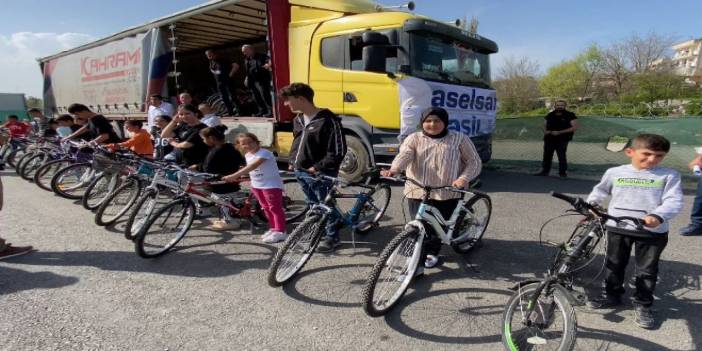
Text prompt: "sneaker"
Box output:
[[263, 231, 287, 244], [260, 230, 273, 241], [0, 244, 34, 260], [424, 254, 442, 268], [679, 224, 702, 236], [634, 305, 655, 329], [586, 294, 622, 309], [208, 219, 241, 230], [316, 237, 341, 253]]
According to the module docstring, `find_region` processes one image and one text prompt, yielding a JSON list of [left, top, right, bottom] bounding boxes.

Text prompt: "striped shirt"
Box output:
[[391, 131, 482, 200]]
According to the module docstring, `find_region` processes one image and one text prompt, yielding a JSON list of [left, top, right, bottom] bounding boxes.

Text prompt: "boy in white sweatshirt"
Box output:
[[586, 134, 684, 329]]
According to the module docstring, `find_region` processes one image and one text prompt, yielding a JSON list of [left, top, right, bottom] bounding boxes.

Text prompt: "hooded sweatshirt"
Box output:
[[289, 109, 347, 173], [587, 164, 684, 236]]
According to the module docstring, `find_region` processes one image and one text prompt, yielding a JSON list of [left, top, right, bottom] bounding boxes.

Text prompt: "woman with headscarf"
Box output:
[[382, 107, 482, 270]]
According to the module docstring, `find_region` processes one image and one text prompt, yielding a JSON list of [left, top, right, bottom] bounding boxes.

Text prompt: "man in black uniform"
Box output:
[[64, 103, 122, 144], [205, 49, 239, 116], [242, 45, 273, 117], [535, 100, 579, 178]]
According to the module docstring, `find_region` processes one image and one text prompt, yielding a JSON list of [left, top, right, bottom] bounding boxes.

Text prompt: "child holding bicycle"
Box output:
[[381, 107, 482, 271], [586, 134, 683, 329], [106, 120, 154, 158], [223, 133, 287, 243]]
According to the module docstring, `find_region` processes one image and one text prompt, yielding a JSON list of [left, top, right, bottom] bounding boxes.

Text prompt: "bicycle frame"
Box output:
[[412, 198, 472, 246]]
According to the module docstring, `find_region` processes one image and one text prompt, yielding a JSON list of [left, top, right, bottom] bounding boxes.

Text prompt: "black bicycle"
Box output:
[[501, 192, 644, 351]]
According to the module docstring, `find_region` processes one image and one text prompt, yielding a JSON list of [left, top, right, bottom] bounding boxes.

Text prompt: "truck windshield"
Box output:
[[409, 33, 491, 88]]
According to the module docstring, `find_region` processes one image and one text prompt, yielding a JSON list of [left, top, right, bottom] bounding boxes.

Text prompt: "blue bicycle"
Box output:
[[267, 169, 391, 287]]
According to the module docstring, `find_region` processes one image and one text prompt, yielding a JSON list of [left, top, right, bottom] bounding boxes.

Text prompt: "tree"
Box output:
[[623, 32, 676, 73], [26, 96, 43, 110], [539, 46, 602, 100], [627, 70, 695, 104], [493, 56, 541, 113]]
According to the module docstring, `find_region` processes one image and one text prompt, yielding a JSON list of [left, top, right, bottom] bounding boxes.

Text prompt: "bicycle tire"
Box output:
[[282, 178, 308, 223], [451, 193, 492, 254], [124, 189, 159, 240], [95, 178, 141, 226], [15, 151, 36, 176], [361, 225, 424, 317], [6, 148, 25, 169], [34, 159, 73, 191], [19, 152, 44, 180], [355, 183, 391, 234], [81, 173, 110, 210], [51, 162, 94, 199], [267, 213, 325, 287], [502, 282, 577, 351], [134, 198, 195, 258]]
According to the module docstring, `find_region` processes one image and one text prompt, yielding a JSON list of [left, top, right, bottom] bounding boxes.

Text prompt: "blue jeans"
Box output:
[[690, 178, 702, 226], [295, 169, 340, 239]]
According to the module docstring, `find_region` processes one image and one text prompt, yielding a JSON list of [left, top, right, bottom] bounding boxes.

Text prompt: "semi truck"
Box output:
[[39, 0, 498, 180]]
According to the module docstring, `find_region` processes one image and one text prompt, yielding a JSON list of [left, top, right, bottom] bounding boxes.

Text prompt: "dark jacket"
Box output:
[[289, 109, 347, 173]]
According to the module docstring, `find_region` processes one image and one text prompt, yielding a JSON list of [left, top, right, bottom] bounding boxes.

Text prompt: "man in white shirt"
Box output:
[[147, 94, 174, 132], [397, 76, 433, 143], [198, 102, 222, 127]]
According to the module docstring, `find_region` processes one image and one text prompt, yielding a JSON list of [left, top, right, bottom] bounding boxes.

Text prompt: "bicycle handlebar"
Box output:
[[550, 191, 646, 230]]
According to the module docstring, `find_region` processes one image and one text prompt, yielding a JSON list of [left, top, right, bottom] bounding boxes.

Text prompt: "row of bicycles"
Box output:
[[3, 130, 645, 350]]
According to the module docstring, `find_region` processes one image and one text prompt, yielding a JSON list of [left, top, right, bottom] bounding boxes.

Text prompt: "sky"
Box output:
[[1, 0, 701, 97]]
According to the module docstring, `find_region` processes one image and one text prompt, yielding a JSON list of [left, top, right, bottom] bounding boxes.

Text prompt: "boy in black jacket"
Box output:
[[283, 83, 347, 252]]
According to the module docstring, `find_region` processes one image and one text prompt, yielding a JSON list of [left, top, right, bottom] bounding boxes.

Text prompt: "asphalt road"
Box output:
[[1, 170, 700, 351]]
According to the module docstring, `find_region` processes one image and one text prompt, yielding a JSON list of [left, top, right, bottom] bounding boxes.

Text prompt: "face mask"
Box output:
[[57, 126, 73, 137]]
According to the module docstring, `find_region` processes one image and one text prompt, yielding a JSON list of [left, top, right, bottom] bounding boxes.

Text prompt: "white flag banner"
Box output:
[[427, 81, 497, 137]]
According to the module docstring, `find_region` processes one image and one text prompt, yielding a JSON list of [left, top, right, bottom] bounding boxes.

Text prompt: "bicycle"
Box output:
[[266, 169, 391, 287], [133, 170, 269, 258], [81, 148, 137, 210], [361, 176, 492, 317], [501, 192, 645, 351], [33, 141, 92, 192]]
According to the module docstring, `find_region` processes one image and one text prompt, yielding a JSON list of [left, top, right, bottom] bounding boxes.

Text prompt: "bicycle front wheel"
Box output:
[[95, 178, 141, 226], [451, 193, 492, 254], [134, 198, 195, 258], [267, 213, 325, 287], [355, 183, 391, 234], [81, 173, 115, 210], [34, 159, 73, 191], [124, 189, 161, 240], [16, 151, 37, 177], [361, 225, 424, 317], [282, 178, 308, 223], [51, 162, 94, 199], [502, 283, 577, 351]]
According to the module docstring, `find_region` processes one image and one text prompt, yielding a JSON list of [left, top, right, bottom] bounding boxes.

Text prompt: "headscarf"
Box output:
[[420, 107, 449, 139]]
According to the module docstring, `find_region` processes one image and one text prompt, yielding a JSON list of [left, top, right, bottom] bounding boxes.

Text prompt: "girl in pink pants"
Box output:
[[223, 133, 287, 243]]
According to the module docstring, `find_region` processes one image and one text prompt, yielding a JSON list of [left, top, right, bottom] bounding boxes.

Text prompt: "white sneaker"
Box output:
[[424, 255, 439, 268], [260, 230, 272, 241], [263, 231, 287, 244]]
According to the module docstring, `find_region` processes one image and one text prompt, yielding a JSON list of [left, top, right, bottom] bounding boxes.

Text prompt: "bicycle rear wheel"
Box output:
[[95, 178, 141, 226], [267, 213, 325, 287], [355, 183, 391, 234], [282, 178, 308, 223], [134, 198, 195, 258], [451, 193, 492, 254], [361, 225, 424, 317], [6, 148, 26, 169], [51, 162, 94, 199], [502, 283, 577, 351], [34, 159, 73, 191]]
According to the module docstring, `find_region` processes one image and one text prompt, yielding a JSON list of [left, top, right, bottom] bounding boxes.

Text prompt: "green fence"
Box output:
[[489, 116, 702, 186]]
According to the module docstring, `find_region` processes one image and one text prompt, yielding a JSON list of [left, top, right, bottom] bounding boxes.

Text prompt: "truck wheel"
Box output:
[[340, 135, 370, 183]]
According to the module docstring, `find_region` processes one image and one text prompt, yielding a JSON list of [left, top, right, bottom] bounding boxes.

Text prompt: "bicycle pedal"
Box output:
[[572, 291, 587, 306]]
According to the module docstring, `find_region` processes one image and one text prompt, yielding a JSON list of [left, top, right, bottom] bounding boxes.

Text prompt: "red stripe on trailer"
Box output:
[[267, 0, 292, 123]]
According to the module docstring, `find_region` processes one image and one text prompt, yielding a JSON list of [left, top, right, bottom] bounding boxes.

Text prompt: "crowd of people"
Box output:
[[2, 80, 702, 331]]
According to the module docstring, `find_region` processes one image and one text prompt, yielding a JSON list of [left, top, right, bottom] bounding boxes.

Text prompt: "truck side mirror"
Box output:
[[362, 31, 390, 73]]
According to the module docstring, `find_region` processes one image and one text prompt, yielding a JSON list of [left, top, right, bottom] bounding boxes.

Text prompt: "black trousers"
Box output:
[[249, 78, 272, 115], [604, 231, 668, 307], [217, 82, 238, 116], [408, 198, 459, 257], [541, 136, 570, 175]]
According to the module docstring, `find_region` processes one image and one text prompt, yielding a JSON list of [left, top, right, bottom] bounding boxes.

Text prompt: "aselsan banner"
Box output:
[[427, 81, 497, 137]]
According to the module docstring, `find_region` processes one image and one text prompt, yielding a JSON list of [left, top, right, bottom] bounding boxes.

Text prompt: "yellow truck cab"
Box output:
[[38, 0, 498, 180]]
